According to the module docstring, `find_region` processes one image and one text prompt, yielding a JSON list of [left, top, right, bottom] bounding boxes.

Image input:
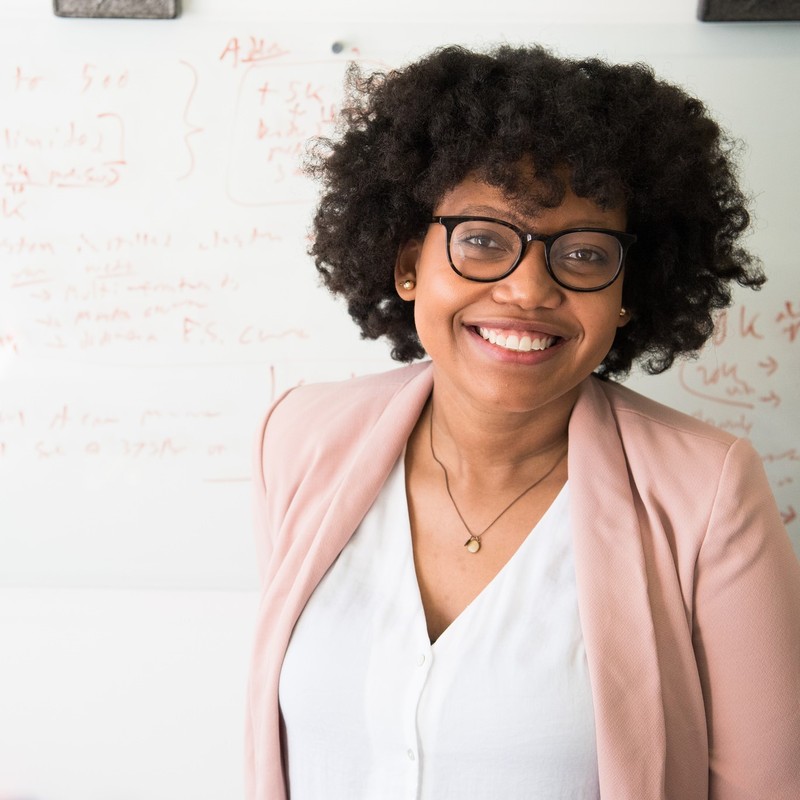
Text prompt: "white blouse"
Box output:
[[279, 454, 599, 799]]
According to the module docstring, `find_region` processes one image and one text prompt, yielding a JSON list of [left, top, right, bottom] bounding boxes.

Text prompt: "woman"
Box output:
[[246, 46, 800, 799]]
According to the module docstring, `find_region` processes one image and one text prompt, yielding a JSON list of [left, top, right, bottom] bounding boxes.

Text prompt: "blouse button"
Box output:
[[416, 653, 426, 667], [407, 749, 416, 762]]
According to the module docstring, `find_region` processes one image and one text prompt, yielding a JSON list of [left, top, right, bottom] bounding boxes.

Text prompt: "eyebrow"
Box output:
[[455, 205, 619, 231], [457, 205, 530, 227]]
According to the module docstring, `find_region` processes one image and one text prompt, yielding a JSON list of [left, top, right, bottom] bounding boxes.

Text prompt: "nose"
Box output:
[[490, 241, 564, 309]]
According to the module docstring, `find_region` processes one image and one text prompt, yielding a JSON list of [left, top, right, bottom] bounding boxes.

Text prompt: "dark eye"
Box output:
[[452, 223, 518, 262], [550, 232, 620, 275], [563, 247, 607, 263], [463, 234, 505, 250]]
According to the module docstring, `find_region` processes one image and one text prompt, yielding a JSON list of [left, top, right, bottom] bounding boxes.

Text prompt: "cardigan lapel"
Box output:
[[569, 377, 667, 798], [301, 364, 434, 585]]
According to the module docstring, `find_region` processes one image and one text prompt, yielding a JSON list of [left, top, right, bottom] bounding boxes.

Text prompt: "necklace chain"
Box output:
[[428, 403, 566, 554]]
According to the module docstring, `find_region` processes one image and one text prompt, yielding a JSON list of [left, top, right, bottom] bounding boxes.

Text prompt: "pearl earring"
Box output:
[[619, 308, 627, 317], [401, 280, 415, 290]]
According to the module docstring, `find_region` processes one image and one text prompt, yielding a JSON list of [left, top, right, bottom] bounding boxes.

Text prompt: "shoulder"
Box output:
[[265, 361, 430, 435], [574, 377, 759, 516], [257, 361, 431, 477], [252, 362, 432, 564], [590, 377, 738, 454], [572, 378, 786, 585]]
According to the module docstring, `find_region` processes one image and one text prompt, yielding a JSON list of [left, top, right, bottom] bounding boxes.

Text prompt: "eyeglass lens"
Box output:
[[448, 219, 623, 289]]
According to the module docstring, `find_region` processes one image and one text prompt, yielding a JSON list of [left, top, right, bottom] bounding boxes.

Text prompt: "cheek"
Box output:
[[411, 275, 477, 354], [581, 298, 625, 349], [412, 290, 453, 354]]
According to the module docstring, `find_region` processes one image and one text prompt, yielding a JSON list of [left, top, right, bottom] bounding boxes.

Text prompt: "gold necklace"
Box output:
[[428, 405, 567, 554]]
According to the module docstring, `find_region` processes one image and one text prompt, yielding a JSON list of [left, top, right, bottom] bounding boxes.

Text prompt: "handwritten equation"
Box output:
[[0, 226, 318, 360], [0, 397, 247, 483], [657, 303, 799, 528], [2, 64, 130, 220], [678, 305, 797, 411], [226, 59, 353, 204], [1, 42, 375, 216], [0, 360, 350, 484]]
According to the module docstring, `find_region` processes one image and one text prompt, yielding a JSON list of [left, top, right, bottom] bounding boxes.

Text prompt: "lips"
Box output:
[[477, 326, 558, 352]]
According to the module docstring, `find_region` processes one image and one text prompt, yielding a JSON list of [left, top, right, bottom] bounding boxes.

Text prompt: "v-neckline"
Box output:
[[402, 480, 569, 647]]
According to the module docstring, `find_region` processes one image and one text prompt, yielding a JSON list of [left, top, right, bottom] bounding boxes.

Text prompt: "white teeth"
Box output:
[[478, 327, 556, 352]]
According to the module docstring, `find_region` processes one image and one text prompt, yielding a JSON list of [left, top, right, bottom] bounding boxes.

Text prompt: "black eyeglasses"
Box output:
[[431, 216, 637, 292]]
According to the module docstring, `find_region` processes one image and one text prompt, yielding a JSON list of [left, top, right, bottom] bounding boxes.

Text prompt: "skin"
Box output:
[[395, 175, 629, 642]]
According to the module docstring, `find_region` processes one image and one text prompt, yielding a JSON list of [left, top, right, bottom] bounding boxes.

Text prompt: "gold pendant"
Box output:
[[464, 537, 481, 554]]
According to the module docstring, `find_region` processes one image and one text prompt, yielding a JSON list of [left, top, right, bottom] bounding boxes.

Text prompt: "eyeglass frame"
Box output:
[[430, 215, 637, 292]]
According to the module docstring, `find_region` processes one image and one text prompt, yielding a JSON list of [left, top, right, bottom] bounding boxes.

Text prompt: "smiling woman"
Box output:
[[246, 45, 800, 800]]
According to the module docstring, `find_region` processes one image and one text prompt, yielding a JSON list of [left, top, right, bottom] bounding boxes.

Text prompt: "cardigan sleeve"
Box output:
[[251, 387, 296, 586], [251, 409, 271, 587], [692, 437, 800, 799]]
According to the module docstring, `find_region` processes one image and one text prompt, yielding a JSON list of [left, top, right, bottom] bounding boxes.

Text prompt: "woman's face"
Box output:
[[395, 175, 629, 417]]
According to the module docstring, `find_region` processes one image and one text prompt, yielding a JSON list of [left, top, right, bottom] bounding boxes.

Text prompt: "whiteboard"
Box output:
[[1, 6, 798, 593]]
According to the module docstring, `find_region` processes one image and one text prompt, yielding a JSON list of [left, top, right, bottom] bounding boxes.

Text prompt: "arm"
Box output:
[[692, 438, 800, 799]]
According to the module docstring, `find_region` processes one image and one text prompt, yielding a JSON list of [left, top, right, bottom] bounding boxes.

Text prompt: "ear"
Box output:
[[394, 240, 421, 300], [617, 307, 632, 328]]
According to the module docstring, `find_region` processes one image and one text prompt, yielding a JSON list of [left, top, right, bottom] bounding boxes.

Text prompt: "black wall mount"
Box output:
[[698, 0, 800, 21], [54, 1, 180, 18]]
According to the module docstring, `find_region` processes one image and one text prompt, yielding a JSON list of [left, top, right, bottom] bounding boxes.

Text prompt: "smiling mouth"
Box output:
[[477, 327, 559, 352]]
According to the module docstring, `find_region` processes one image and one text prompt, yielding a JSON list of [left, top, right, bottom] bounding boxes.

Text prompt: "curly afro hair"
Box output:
[[306, 44, 764, 379]]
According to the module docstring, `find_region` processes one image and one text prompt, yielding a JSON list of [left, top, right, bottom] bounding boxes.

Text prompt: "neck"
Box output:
[[424, 372, 576, 485]]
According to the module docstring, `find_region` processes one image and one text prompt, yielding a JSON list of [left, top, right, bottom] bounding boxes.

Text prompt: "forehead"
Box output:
[[434, 174, 627, 230]]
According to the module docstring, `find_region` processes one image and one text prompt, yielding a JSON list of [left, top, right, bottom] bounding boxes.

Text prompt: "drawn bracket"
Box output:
[[54, 0, 180, 19]]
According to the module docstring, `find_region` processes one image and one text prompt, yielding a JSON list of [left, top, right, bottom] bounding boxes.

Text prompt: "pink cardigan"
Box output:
[[246, 362, 800, 799]]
